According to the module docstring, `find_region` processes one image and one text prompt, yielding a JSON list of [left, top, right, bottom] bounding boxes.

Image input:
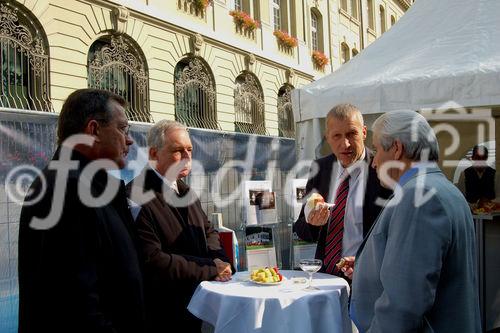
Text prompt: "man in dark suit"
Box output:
[[464, 144, 496, 203], [18, 89, 146, 333], [294, 103, 390, 277], [128, 120, 232, 333]]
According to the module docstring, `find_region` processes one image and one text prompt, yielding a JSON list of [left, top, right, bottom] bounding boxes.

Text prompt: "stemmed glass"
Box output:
[[299, 259, 322, 290]]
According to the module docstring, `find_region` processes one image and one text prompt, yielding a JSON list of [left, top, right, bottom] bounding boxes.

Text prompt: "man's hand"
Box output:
[[213, 258, 232, 282], [307, 204, 330, 226], [339, 256, 355, 280]]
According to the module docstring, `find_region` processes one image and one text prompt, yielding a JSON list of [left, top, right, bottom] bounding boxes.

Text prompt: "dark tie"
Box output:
[[323, 174, 350, 274]]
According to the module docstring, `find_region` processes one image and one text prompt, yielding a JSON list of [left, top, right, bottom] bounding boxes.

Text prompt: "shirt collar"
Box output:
[[151, 166, 179, 194], [337, 149, 366, 181], [398, 162, 438, 186]]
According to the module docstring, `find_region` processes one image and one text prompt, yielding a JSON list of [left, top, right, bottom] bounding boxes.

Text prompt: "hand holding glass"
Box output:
[[299, 259, 322, 290]]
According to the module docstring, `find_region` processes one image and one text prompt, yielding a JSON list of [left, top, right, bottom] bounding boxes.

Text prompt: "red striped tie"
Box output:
[[323, 174, 350, 274]]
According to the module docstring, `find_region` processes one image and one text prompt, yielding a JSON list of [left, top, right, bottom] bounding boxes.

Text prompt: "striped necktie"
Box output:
[[323, 174, 350, 274]]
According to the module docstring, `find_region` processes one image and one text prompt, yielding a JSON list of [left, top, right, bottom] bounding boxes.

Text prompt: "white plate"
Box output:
[[249, 276, 286, 286]]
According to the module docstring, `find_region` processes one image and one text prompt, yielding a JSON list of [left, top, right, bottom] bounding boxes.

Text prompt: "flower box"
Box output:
[[312, 50, 329, 69], [192, 0, 212, 11], [229, 10, 260, 32], [273, 30, 298, 48]]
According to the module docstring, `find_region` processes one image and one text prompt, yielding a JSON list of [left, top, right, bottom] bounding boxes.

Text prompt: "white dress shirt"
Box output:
[[329, 151, 368, 257], [152, 167, 179, 194]]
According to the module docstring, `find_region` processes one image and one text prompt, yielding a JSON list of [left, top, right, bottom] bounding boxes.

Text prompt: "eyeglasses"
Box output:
[[94, 118, 131, 136], [118, 124, 131, 136]]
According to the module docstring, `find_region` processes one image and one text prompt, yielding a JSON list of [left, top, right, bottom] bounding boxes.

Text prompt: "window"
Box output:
[[277, 84, 294, 138], [311, 11, 318, 51], [0, 2, 52, 111], [380, 5, 386, 33], [341, 43, 350, 64], [234, 0, 260, 22], [340, 0, 348, 11], [174, 57, 219, 130], [272, 0, 282, 31], [367, 0, 375, 30], [88, 35, 151, 122], [234, 0, 243, 11], [311, 9, 323, 51], [234, 73, 266, 135], [352, 49, 359, 57], [391, 15, 396, 27], [351, 0, 359, 19]]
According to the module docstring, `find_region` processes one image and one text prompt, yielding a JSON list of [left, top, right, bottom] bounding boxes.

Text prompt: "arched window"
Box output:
[[174, 57, 218, 130], [234, 72, 266, 135], [352, 49, 359, 57], [380, 5, 386, 33], [391, 15, 396, 27], [341, 43, 350, 64], [311, 9, 323, 52], [88, 35, 151, 123], [367, 0, 375, 30], [277, 84, 294, 138], [0, 2, 52, 111]]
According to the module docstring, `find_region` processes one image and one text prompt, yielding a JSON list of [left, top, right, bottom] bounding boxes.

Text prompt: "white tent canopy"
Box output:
[[292, 0, 500, 160]]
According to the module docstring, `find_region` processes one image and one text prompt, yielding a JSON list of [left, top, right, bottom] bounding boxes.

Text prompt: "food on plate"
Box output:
[[471, 200, 500, 215], [250, 267, 283, 283]]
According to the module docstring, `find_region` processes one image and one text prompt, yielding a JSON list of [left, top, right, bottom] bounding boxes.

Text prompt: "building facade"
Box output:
[[1, 0, 411, 137]]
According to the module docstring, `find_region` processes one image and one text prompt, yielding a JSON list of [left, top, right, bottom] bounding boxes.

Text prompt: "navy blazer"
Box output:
[[293, 150, 391, 265]]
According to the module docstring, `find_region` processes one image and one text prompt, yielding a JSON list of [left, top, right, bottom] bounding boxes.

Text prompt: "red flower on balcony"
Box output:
[[229, 10, 260, 32], [273, 30, 298, 48], [192, 0, 212, 11], [312, 50, 329, 69]]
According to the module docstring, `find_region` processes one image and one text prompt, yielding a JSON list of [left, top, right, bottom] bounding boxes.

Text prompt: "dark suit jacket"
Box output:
[[293, 151, 391, 269], [464, 166, 496, 203], [18, 149, 146, 333], [127, 168, 229, 332]]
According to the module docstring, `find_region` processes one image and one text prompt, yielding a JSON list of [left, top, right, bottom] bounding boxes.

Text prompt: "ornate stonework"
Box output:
[[190, 33, 204, 55], [0, 4, 48, 75], [111, 6, 129, 34], [89, 35, 147, 92]]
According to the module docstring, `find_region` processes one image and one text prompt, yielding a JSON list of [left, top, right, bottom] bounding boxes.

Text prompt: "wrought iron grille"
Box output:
[[0, 3, 52, 112], [277, 84, 295, 138], [174, 57, 220, 130], [234, 73, 267, 135], [88, 35, 151, 123]]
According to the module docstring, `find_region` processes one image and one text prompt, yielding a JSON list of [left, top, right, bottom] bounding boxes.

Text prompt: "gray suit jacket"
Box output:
[[350, 166, 481, 333]]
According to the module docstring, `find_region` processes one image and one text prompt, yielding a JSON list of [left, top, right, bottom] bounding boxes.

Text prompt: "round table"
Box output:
[[187, 270, 352, 333]]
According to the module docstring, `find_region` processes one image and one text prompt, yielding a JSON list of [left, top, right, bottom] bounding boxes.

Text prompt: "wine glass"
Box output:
[[299, 259, 322, 290]]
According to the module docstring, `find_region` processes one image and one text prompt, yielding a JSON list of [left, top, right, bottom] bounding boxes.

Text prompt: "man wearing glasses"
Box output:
[[18, 89, 146, 333]]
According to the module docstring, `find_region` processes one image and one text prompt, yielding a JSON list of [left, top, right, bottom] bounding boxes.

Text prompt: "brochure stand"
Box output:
[[243, 180, 279, 270]]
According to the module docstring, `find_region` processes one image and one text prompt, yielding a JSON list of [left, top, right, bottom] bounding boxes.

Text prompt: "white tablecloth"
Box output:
[[188, 270, 352, 333]]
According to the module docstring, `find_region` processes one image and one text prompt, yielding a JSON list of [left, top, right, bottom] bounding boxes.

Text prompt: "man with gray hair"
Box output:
[[348, 110, 481, 332], [294, 103, 390, 277], [127, 120, 232, 332]]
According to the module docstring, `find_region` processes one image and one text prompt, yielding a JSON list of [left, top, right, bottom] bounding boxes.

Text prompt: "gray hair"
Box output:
[[325, 103, 364, 129], [147, 120, 187, 150], [372, 110, 439, 162]]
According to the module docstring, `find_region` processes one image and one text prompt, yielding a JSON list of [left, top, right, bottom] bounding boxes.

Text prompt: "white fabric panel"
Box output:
[[292, 0, 500, 122]]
